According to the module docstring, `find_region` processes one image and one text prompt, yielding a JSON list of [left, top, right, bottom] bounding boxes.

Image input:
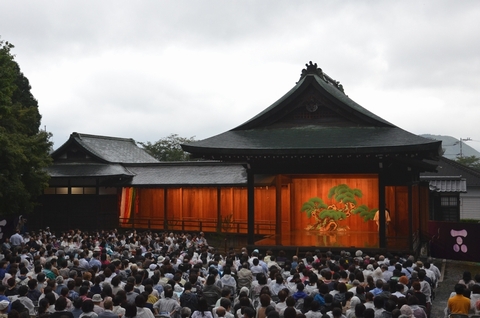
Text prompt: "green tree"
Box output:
[[0, 39, 52, 216], [139, 133, 196, 161], [456, 155, 480, 171]]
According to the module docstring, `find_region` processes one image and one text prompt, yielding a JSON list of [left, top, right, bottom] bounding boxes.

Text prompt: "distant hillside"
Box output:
[[421, 134, 480, 160]]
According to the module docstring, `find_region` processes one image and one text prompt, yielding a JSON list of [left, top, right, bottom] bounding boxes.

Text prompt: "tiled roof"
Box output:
[[47, 163, 134, 178], [420, 176, 467, 193], [235, 67, 393, 130], [422, 157, 480, 187], [125, 162, 246, 186], [183, 127, 441, 157], [52, 133, 158, 164], [183, 64, 441, 161]]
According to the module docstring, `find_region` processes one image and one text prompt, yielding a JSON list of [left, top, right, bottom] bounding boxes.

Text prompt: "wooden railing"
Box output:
[[118, 217, 277, 235]]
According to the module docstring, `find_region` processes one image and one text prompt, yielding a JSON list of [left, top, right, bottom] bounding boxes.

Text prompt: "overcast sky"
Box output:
[[2, 1, 480, 152]]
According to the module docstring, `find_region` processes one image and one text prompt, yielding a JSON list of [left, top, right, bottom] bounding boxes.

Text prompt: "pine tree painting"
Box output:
[[300, 184, 377, 231]]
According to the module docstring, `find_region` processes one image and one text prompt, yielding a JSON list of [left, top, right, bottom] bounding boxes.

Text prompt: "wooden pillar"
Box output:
[[163, 188, 168, 230], [217, 187, 222, 232], [378, 167, 387, 248], [408, 184, 413, 250], [275, 175, 282, 245], [247, 167, 255, 245]]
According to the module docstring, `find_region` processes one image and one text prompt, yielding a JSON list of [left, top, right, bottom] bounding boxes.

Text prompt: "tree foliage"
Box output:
[[0, 39, 52, 216], [139, 133, 196, 161], [327, 184, 362, 205], [455, 155, 480, 171]]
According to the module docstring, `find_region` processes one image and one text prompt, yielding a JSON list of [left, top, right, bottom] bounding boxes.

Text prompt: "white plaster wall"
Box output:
[[460, 187, 480, 220]]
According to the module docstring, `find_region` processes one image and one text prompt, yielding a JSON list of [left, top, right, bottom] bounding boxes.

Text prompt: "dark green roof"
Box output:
[[183, 126, 440, 157], [183, 63, 441, 160]]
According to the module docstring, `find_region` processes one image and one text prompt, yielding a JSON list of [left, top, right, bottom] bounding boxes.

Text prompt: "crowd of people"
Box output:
[[0, 227, 476, 318]]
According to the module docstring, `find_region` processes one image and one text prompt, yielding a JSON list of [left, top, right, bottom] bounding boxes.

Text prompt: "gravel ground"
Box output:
[[430, 259, 480, 317]]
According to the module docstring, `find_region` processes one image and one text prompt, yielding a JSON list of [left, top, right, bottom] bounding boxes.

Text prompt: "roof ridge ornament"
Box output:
[[299, 61, 345, 94]]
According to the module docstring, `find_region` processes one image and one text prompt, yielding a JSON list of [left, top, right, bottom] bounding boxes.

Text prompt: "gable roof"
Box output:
[[52, 132, 158, 164], [182, 62, 441, 162], [422, 156, 480, 187]]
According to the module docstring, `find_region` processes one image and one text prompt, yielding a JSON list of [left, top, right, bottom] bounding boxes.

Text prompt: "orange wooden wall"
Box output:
[[128, 175, 427, 247]]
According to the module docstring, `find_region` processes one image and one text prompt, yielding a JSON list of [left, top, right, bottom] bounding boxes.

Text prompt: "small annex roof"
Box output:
[[182, 62, 441, 161], [47, 163, 134, 178], [422, 156, 480, 187], [123, 162, 274, 187], [51, 132, 158, 164]]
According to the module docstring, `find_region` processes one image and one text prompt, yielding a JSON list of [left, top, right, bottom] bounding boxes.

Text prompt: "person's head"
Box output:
[[283, 307, 296, 318], [197, 297, 209, 312], [103, 297, 113, 310], [180, 307, 192, 318], [79, 286, 89, 296], [384, 300, 396, 313], [260, 294, 271, 307], [462, 270, 472, 282], [373, 296, 384, 309], [206, 274, 216, 286], [331, 308, 343, 318], [135, 295, 146, 308], [412, 281, 421, 292], [73, 298, 83, 310], [124, 303, 137, 318], [241, 306, 254, 318], [55, 296, 68, 311], [164, 286, 174, 298], [472, 284, 480, 295], [455, 283, 466, 295], [215, 306, 226, 317], [45, 292, 56, 306], [355, 303, 366, 317], [81, 300, 94, 313], [363, 308, 375, 318], [337, 282, 347, 293], [220, 298, 231, 311], [285, 296, 296, 307], [17, 285, 28, 297]]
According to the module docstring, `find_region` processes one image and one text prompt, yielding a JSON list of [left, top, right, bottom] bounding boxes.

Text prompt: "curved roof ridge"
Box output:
[[233, 62, 394, 130]]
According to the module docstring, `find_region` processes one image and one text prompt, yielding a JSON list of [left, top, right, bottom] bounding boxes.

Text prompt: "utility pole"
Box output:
[[459, 137, 472, 158]]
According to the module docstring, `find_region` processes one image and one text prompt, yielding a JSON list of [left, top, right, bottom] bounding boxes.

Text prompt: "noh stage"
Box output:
[[255, 230, 412, 251], [182, 62, 441, 253]]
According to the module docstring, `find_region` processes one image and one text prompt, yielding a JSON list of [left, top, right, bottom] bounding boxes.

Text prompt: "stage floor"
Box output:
[[255, 231, 410, 250]]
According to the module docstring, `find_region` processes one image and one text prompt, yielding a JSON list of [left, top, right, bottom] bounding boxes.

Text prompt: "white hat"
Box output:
[[173, 284, 184, 294], [149, 264, 157, 271], [92, 294, 103, 302], [157, 256, 165, 263], [0, 300, 9, 311]]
